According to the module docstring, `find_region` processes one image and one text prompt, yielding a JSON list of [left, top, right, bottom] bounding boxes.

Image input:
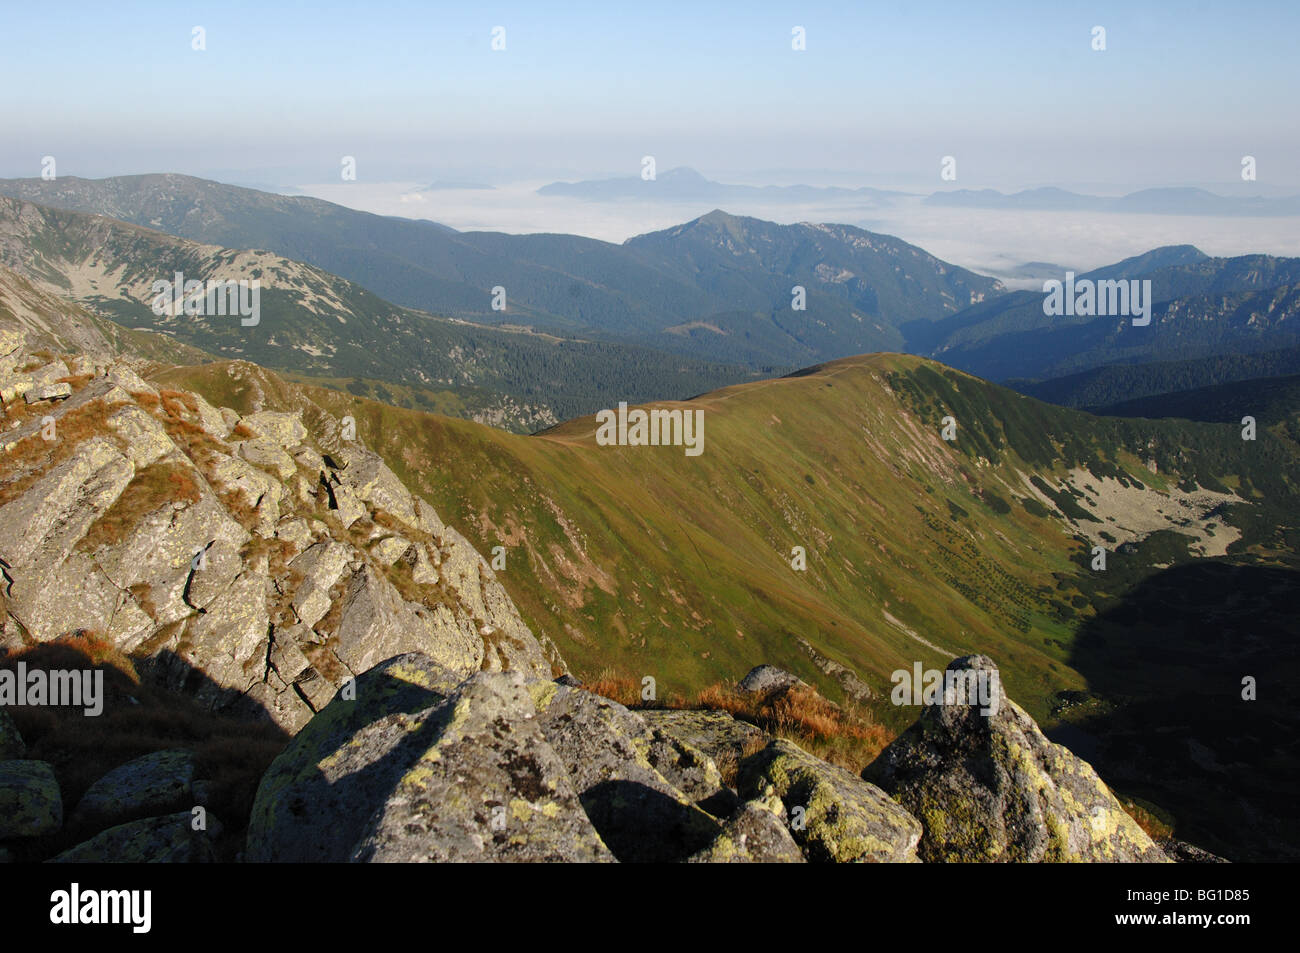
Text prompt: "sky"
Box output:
[[4, 0, 1299, 193]]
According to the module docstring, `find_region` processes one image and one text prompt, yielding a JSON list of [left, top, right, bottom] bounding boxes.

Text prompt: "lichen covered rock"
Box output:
[[0, 760, 63, 838], [689, 799, 805, 863], [534, 683, 720, 861], [739, 738, 921, 862], [50, 810, 220, 863], [351, 673, 614, 862], [72, 749, 197, 829], [865, 655, 1169, 863], [245, 653, 464, 862]]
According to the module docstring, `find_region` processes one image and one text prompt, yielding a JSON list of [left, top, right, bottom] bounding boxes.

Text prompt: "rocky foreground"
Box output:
[[0, 320, 1198, 862], [2, 651, 1179, 863]]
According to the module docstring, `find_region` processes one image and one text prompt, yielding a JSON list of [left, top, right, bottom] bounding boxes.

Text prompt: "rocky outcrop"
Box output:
[[50, 811, 221, 863], [350, 674, 613, 863], [0, 333, 560, 733], [0, 708, 23, 760], [738, 664, 806, 695], [246, 654, 611, 862], [240, 650, 1193, 864], [739, 738, 922, 862], [865, 655, 1169, 863], [71, 749, 197, 830], [0, 761, 62, 838], [688, 799, 805, 863], [533, 683, 723, 861], [637, 708, 766, 769]]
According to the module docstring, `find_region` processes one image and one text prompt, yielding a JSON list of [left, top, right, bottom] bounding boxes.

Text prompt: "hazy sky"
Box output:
[[5, 1, 1298, 192]]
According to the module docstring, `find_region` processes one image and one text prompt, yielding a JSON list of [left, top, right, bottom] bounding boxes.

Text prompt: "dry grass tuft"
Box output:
[[584, 672, 898, 777]]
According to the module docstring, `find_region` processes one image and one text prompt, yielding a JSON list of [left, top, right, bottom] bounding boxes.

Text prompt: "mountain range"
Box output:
[[0, 172, 1297, 862]]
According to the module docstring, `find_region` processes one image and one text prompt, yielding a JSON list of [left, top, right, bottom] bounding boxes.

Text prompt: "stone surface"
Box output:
[[0, 708, 25, 760], [351, 673, 615, 862], [739, 738, 921, 862], [534, 684, 721, 862], [72, 749, 197, 829], [738, 664, 807, 695], [0, 760, 63, 838], [639, 708, 767, 769], [0, 335, 563, 734], [865, 655, 1170, 863], [245, 653, 471, 862], [50, 811, 220, 863], [689, 799, 805, 863]]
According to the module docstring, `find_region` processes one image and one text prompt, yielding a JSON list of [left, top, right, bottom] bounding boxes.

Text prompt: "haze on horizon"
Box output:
[[6, 1, 1299, 273], [4, 1, 1298, 189]]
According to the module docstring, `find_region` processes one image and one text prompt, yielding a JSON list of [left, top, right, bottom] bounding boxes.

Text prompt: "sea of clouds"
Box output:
[[294, 180, 1300, 284]]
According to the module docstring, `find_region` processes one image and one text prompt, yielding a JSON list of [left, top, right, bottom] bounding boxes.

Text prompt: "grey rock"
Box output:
[[738, 664, 807, 695], [689, 799, 806, 863], [23, 381, 72, 403], [0, 760, 63, 838], [865, 655, 1169, 863], [50, 811, 220, 863], [0, 707, 26, 760], [72, 749, 196, 830], [739, 738, 921, 863], [351, 673, 615, 862], [245, 653, 468, 862], [333, 563, 481, 675], [239, 411, 306, 449], [638, 708, 767, 769], [535, 683, 721, 862]]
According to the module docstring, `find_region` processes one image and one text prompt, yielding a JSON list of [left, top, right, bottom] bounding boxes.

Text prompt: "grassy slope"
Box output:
[[159, 352, 1299, 718], [155, 352, 1300, 858]]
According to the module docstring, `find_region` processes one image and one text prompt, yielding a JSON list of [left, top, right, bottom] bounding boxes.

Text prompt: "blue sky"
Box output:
[[3, 0, 1297, 189]]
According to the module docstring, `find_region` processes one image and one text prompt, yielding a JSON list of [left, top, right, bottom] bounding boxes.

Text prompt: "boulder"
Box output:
[[0, 760, 63, 838], [639, 708, 767, 768], [49, 811, 220, 863], [245, 653, 473, 862], [23, 382, 72, 404], [689, 799, 805, 863], [106, 405, 179, 467], [738, 664, 806, 695], [336, 450, 419, 528], [351, 673, 615, 862], [865, 655, 1169, 863], [332, 564, 481, 675], [534, 683, 721, 861], [239, 439, 297, 481], [0, 437, 132, 570], [0, 708, 25, 760], [71, 749, 197, 830], [239, 411, 306, 449], [288, 539, 351, 629], [739, 738, 921, 862]]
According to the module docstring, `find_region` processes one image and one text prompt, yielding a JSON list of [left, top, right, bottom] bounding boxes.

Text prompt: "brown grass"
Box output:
[[1119, 797, 1176, 842], [1, 636, 291, 862], [0, 398, 115, 506], [584, 673, 897, 776], [77, 462, 202, 552]]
